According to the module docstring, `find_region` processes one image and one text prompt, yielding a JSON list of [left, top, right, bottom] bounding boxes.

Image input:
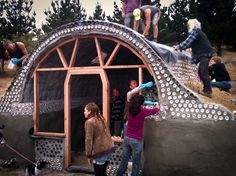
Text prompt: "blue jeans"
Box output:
[[211, 81, 232, 91], [116, 136, 143, 176]]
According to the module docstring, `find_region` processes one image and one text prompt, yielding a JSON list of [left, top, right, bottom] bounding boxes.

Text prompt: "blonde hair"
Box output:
[[187, 19, 201, 32]]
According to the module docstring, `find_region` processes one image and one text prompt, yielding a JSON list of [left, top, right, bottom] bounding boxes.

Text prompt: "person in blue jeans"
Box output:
[[209, 56, 232, 91], [116, 94, 159, 176]]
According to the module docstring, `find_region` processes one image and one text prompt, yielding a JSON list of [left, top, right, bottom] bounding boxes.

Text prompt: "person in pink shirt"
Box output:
[[116, 94, 159, 176]]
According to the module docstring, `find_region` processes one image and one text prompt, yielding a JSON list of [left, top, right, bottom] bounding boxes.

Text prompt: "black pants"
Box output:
[[94, 161, 109, 176], [198, 56, 212, 93]]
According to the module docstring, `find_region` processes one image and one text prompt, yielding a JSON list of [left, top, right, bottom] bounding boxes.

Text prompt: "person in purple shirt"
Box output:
[[116, 94, 159, 176], [122, 0, 141, 28]]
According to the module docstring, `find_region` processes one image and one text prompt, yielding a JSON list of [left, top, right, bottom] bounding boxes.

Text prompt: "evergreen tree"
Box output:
[[42, 0, 87, 33], [4, 0, 36, 37], [89, 2, 106, 20], [107, 2, 123, 24], [0, 0, 7, 39], [189, 0, 236, 55], [142, 0, 160, 6], [158, 6, 176, 44], [168, 0, 190, 43]]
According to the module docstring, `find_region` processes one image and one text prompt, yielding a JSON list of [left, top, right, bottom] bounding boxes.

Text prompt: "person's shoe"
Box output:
[[198, 90, 212, 98], [152, 38, 158, 42]]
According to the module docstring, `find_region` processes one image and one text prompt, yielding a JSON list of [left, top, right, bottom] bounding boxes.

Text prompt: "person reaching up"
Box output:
[[116, 94, 159, 176]]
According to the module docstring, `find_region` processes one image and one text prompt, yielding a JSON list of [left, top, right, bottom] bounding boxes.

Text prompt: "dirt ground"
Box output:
[[0, 154, 94, 176]]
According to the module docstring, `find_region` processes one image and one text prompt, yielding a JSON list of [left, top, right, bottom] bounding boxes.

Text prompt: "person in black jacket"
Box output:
[[174, 19, 213, 98], [209, 56, 232, 91], [110, 88, 125, 137]]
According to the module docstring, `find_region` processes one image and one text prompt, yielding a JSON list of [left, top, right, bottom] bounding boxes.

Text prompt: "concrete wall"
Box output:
[[0, 114, 34, 164], [143, 119, 236, 176]]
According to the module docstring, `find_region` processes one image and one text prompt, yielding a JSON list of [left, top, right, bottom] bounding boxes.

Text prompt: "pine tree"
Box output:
[[168, 0, 190, 43], [42, 0, 87, 33], [4, 0, 36, 37], [189, 0, 236, 54], [0, 0, 7, 39], [107, 2, 123, 24], [89, 2, 106, 20], [142, 0, 160, 6]]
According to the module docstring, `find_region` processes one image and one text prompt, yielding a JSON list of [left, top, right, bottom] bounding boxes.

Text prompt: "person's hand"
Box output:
[[144, 100, 159, 105], [11, 58, 20, 64], [140, 81, 153, 89], [87, 158, 93, 166]]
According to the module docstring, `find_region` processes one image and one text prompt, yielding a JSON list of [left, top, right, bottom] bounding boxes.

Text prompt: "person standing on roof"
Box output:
[[133, 5, 161, 42], [122, 0, 141, 28]]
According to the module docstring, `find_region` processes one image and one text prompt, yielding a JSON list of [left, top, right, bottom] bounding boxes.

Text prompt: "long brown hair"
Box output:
[[85, 102, 106, 127]]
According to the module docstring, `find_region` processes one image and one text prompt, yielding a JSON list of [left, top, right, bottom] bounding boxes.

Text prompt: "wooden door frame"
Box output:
[[64, 68, 110, 167]]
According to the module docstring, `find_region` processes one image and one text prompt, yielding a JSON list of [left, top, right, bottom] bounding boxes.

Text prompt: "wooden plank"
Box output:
[[139, 68, 143, 85], [33, 71, 39, 133], [36, 65, 146, 72], [100, 70, 110, 126], [34, 132, 66, 137], [64, 72, 71, 167], [69, 39, 80, 67], [56, 47, 68, 68], [95, 37, 104, 66], [105, 43, 121, 66], [96, 35, 153, 75], [31, 38, 77, 77], [36, 68, 68, 71]]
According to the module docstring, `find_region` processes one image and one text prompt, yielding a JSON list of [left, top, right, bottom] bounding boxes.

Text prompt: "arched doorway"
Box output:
[[33, 36, 156, 167]]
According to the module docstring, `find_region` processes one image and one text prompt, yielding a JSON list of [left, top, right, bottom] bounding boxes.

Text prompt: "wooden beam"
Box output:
[[56, 47, 68, 68], [32, 36, 154, 77], [105, 43, 121, 66], [64, 72, 72, 167], [94, 37, 104, 66], [69, 39, 80, 67], [36, 68, 68, 71], [100, 70, 110, 126], [95, 35, 153, 75], [138, 67, 143, 85], [31, 38, 77, 78], [33, 71, 39, 133], [35, 65, 146, 72], [34, 132, 66, 138]]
